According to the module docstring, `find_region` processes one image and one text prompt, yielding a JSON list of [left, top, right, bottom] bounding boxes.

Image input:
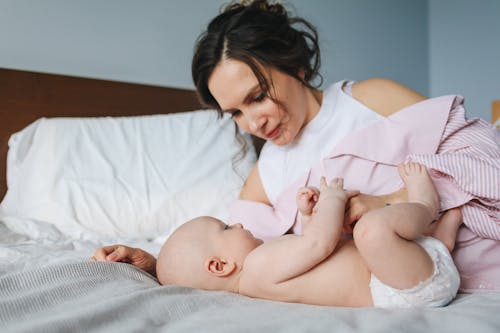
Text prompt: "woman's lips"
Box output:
[[266, 126, 280, 139]]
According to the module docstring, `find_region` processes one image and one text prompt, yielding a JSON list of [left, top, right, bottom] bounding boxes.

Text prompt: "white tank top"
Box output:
[[259, 80, 383, 204]]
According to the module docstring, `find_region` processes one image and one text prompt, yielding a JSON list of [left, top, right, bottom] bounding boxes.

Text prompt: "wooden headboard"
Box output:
[[0, 68, 202, 200], [493, 100, 500, 127]]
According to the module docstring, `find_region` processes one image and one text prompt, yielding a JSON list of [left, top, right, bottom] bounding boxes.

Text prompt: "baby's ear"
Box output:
[[205, 256, 236, 277]]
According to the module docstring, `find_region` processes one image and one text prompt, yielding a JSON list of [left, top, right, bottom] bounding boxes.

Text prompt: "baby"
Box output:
[[91, 163, 461, 308], [153, 163, 460, 308]]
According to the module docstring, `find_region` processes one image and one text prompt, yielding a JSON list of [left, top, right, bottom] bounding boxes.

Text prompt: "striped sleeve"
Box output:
[[408, 96, 500, 240]]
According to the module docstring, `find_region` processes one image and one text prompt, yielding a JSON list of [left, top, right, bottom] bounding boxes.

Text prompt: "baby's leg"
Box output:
[[354, 163, 439, 289], [425, 208, 462, 252]]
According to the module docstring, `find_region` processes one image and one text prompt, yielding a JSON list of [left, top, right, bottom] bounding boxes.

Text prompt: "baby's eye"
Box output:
[[253, 91, 266, 103], [224, 224, 229, 230]]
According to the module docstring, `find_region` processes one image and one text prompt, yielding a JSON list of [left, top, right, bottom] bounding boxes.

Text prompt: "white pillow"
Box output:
[[0, 111, 256, 240]]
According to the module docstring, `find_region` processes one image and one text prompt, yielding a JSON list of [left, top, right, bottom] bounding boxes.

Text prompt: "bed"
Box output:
[[1, 68, 499, 333]]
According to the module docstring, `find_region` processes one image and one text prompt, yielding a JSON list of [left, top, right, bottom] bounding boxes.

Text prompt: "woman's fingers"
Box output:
[[345, 189, 360, 198], [92, 247, 111, 261], [92, 245, 126, 262], [90, 245, 157, 276]]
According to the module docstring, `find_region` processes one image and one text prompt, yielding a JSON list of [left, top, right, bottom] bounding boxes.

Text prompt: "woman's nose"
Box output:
[[249, 118, 260, 132], [246, 110, 266, 133]]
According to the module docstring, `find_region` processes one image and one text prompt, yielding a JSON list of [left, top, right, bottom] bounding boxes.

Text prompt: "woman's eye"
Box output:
[[254, 92, 266, 102], [224, 224, 230, 230]]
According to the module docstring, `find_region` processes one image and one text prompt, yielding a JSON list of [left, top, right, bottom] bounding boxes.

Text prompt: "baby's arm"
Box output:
[[245, 178, 356, 285]]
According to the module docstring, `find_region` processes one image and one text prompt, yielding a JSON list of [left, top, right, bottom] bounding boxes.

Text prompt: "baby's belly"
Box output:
[[283, 239, 373, 307]]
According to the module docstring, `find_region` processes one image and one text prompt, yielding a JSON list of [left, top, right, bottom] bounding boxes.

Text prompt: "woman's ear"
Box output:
[[205, 256, 236, 277], [298, 68, 306, 80]]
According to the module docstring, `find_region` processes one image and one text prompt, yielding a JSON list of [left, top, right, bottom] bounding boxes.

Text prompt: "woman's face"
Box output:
[[208, 58, 319, 146]]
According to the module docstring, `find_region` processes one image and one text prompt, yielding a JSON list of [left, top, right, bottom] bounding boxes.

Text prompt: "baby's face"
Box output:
[[199, 216, 263, 258], [156, 216, 263, 287]]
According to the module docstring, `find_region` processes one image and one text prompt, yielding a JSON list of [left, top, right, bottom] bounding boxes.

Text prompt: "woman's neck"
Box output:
[[303, 88, 323, 127], [312, 88, 323, 105]]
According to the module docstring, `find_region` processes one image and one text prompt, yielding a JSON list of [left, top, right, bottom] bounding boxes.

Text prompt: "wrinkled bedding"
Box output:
[[1, 220, 500, 333]]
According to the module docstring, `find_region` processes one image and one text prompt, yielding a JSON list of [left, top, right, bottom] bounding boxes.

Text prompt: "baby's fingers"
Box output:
[[319, 177, 328, 191], [297, 187, 310, 195], [307, 187, 320, 202], [320, 177, 345, 191]]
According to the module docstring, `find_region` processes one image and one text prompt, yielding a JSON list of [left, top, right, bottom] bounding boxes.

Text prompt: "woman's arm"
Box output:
[[352, 78, 427, 117], [231, 163, 290, 240], [344, 188, 408, 230], [239, 163, 271, 205]]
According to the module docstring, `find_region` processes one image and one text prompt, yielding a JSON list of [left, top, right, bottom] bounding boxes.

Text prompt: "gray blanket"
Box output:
[[1, 261, 500, 333]]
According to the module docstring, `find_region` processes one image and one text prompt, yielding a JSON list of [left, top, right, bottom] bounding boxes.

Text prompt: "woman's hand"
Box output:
[[90, 244, 157, 277], [343, 188, 408, 233], [343, 194, 385, 233]]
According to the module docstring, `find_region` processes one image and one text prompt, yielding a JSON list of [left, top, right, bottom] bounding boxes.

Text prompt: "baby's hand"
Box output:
[[296, 186, 320, 216], [90, 244, 157, 277]]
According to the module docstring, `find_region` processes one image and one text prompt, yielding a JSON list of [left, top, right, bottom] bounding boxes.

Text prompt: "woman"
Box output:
[[192, 0, 423, 222], [94, 0, 499, 291], [192, 0, 457, 232]]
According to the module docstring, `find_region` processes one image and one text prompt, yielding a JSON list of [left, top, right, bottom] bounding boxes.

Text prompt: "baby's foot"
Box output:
[[296, 187, 319, 216], [398, 163, 440, 219]]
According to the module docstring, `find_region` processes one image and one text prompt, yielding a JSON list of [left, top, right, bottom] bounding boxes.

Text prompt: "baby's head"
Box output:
[[156, 216, 263, 291]]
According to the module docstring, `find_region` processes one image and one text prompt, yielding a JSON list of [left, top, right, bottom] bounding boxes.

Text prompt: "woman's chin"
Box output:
[[270, 136, 287, 146], [271, 132, 296, 146]]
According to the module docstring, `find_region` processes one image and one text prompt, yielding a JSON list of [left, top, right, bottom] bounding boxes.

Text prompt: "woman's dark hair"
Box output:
[[192, 0, 322, 166], [192, 0, 322, 111]]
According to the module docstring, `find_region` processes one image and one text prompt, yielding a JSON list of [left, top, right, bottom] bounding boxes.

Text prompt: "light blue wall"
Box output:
[[0, 0, 221, 87], [429, 0, 500, 120], [3, 1, 497, 121], [0, 0, 428, 94], [294, 0, 428, 93]]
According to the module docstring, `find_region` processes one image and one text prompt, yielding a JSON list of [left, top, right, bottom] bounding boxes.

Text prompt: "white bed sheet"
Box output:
[[0, 217, 162, 276]]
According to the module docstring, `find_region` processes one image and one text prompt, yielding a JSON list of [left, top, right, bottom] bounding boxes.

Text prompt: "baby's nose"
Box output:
[[232, 223, 244, 229]]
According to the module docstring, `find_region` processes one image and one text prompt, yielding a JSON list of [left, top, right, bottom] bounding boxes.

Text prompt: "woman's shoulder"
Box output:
[[351, 78, 427, 117]]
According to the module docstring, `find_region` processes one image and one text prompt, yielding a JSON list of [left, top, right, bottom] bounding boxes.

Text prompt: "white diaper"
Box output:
[[370, 236, 460, 308]]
